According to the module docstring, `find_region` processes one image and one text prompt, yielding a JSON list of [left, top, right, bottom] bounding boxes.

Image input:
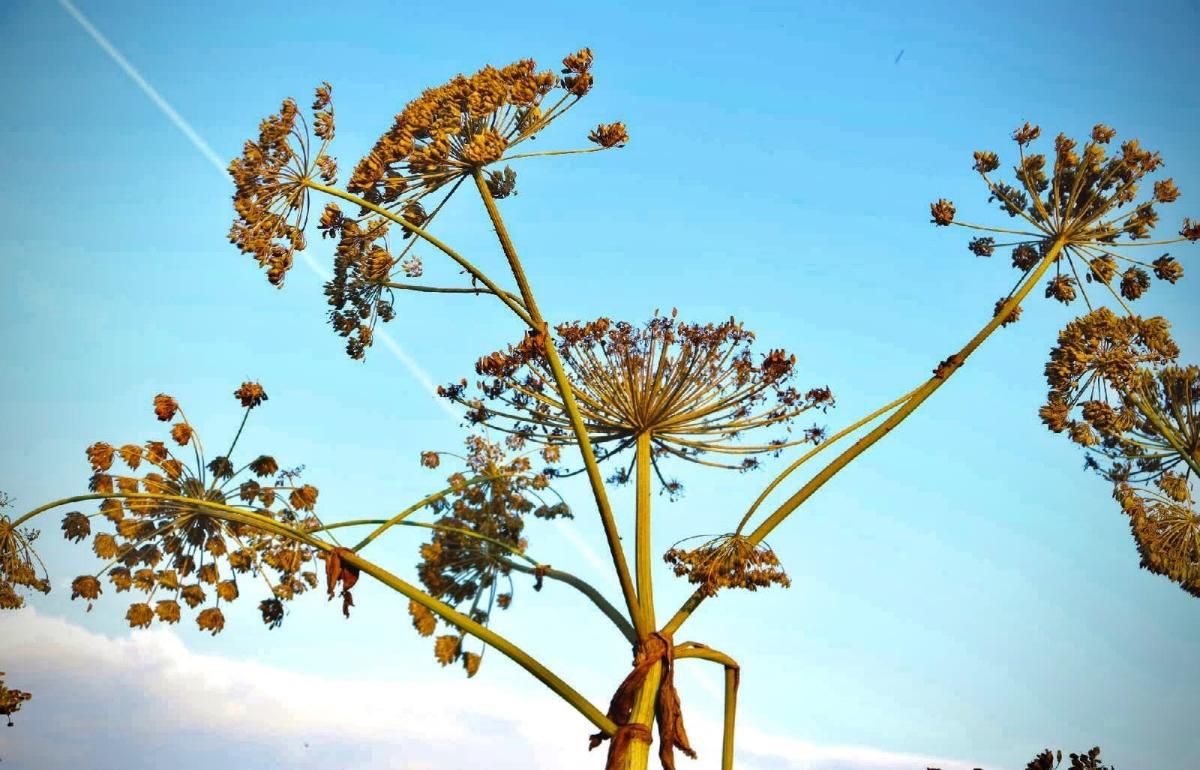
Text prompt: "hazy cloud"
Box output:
[[0, 611, 988, 770]]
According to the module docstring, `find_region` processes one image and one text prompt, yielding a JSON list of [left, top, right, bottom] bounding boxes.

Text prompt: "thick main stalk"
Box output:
[[635, 431, 655, 628], [471, 168, 645, 638]]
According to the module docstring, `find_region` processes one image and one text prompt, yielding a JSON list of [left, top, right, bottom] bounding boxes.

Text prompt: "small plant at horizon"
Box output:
[[4, 49, 1196, 770]]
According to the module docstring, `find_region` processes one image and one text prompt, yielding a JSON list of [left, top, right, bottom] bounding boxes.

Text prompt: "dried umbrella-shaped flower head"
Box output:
[[441, 310, 834, 496], [347, 48, 613, 208], [322, 49, 627, 360], [1114, 479, 1199, 597], [1039, 308, 1186, 478], [662, 533, 790, 597], [409, 434, 569, 678], [1040, 309, 1199, 596], [64, 382, 327, 633], [0, 491, 50, 610], [229, 83, 337, 287], [0, 671, 33, 727], [931, 123, 1197, 321]]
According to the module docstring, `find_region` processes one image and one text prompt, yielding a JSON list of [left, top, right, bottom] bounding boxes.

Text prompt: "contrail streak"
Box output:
[[56, 0, 227, 173], [55, 0, 613, 577]]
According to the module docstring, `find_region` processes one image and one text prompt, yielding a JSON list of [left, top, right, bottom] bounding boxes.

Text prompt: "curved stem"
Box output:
[[662, 236, 1069, 636], [15, 493, 314, 546], [471, 167, 644, 639], [470, 169, 543, 321], [303, 180, 534, 327], [383, 281, 526, 306], [351, 475, 498, 552], [499, 557, 638, 644], [19, 491, 616, 736], [499, 147, 606, 162], [674, 642, 740, 770], [329, 550, 616, 734], [735, 387, 921, 535]]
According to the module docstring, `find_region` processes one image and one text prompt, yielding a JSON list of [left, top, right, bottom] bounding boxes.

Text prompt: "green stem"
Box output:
[[15, 493, 315, 546], [303, 180, 534, 327], [20, 491, 616, 736], [470, 168, 543, 321], [619, 661, 663, 770], [329, 551, 615, 734], [499, 147, 606, 162], [662, 236, 1069, 636], [635, 431, 655, 629], [352, 475, 497, 552], [471, 167, 645, 639], [382, 281, 526, 306], [674, 642, 740, 770], [735, 387, 921, 535], [499, 557, 638, 644]]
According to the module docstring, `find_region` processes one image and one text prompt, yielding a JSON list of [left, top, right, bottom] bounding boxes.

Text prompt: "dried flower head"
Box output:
[[319, 50, 626, 361], [1115, 481, 1199, 597], [412, 434, 566, 674], [233, 381, 269, 408], [663, 533, 790, 597], [0, 672, 33, 727], [932, 123, 1196, 312], [1041, 308, 1199, 595], [1039, 310, 1193, 482], [0, 493, 51, 610], [63, 384, 324, 634], [348, 49, 616, 210], [228, 82, 337, 287], [442, 311, 833, 494]]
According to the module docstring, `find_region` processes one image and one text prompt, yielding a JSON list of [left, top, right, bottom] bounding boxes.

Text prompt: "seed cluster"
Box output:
[[0, 492, 49, 611], [440, 311, 834, 496], [229, 84, 337, 287], [64, 383, 326, 634], [931, 123, 1197, 320], [230, 52, 628, 361], [662, 533, 790, 597], [409, 434, 569, 677], [1039, 308, 1197, 596], [0, 672, 32, 727]]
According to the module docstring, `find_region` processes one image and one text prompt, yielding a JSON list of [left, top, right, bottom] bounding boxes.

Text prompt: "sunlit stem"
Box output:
[[734, 387, 921, 535], [471, 167, 645, 639], [500, 147, 606, 162], [662, 236, 1069, 636], [619, 661, 663, 770], [14, 493, 312, 546], [18, 491, 616, 736], [635, 431, 655, 629], [675, 642, 740, 770], [303, 180, 533, 326], [351, 475, 498, 552], [332, 551, 615, 735], [383, 281, 526, 306]]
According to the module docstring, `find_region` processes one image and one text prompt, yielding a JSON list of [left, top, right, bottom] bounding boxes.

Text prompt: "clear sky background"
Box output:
[[1, 1, 1197, 769]]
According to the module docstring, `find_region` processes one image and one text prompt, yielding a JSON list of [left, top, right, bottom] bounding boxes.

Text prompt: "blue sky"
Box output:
[[1, 1, 1198, 768]]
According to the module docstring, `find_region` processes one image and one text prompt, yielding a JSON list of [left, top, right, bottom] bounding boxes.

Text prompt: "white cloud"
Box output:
[[0, 610, 987, 770]]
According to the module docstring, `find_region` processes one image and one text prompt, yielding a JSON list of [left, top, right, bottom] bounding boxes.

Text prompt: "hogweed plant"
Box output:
[[5, 49, 1198, 769]]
